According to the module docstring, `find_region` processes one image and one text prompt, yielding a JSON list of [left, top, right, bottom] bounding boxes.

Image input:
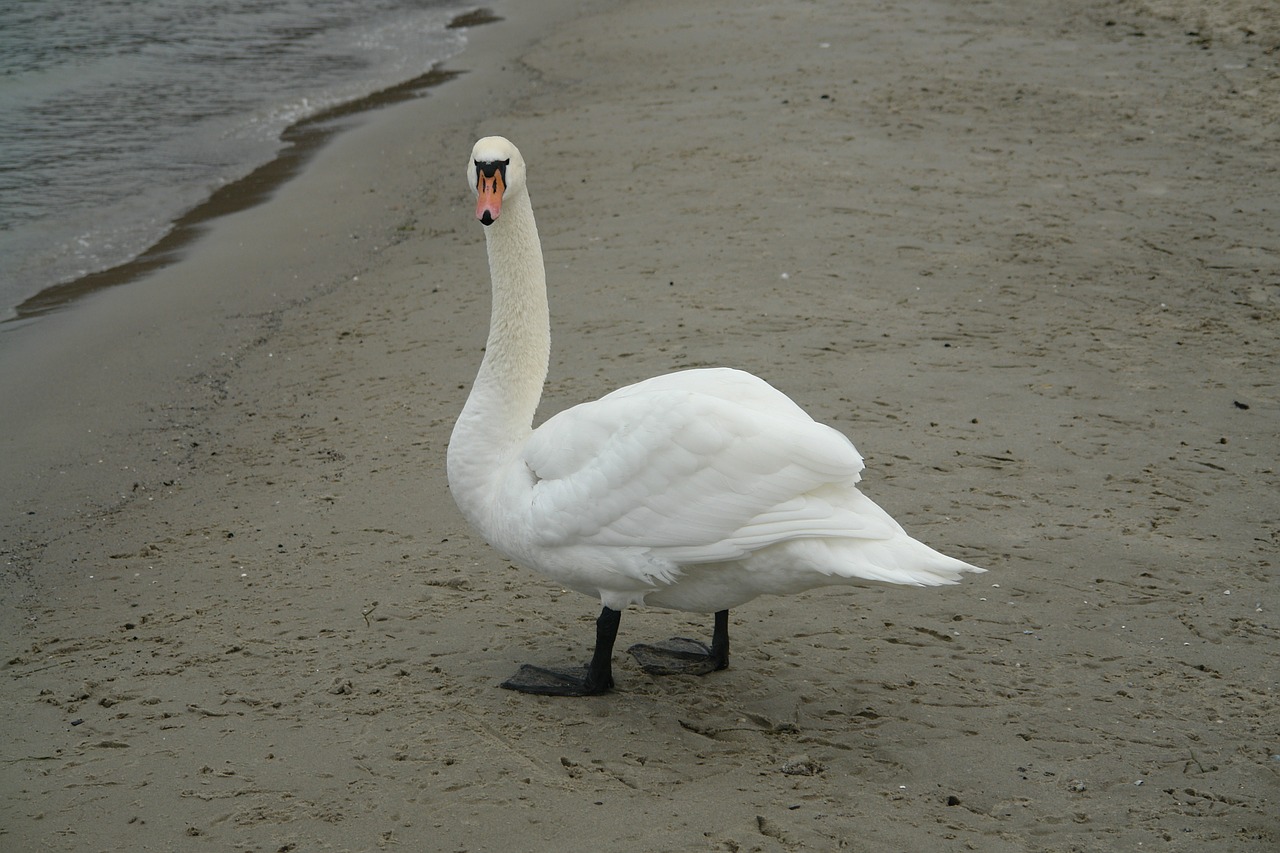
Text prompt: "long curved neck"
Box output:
[[448, 188, 549, 520]]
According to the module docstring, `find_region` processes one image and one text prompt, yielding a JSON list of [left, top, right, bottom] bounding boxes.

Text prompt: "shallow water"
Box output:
[[0, 0, 473, 324]]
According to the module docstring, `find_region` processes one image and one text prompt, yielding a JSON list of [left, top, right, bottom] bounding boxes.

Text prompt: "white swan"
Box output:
[[448, 136, 985, 696]]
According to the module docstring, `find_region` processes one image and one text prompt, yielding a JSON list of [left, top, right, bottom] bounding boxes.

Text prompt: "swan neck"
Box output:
[[479, 191, 548, 425], [449, 188, 549, 514]]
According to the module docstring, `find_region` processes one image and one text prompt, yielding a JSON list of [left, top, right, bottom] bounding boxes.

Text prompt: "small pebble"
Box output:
[[781, 756, 824, 776]]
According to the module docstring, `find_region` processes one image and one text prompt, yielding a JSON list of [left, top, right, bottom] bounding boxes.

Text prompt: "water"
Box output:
[[0, 0, 476, 324]]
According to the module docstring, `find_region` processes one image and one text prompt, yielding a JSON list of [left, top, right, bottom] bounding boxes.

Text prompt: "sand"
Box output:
[[2, 0, 1277, 850]]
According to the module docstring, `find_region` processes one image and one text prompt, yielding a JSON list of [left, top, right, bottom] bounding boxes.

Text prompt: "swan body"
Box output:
[[448, 136, 985, 695]]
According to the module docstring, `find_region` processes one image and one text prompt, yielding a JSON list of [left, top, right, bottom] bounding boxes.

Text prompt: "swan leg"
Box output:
[[500, 606, 620, 696], [628, 609, 730, 676]]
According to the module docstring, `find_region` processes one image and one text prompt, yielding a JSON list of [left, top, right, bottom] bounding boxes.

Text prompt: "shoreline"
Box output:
[[3, 0, 1278, 850], [5, 64, 460, 324], [4, 8, 500, 326]]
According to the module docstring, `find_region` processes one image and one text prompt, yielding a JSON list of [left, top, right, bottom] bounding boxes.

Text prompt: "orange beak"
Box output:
[[476, 169, 505, 225]]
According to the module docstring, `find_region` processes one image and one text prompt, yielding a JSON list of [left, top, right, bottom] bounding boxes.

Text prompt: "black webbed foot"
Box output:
[[500, 606, 621, 697], [628, 609, 730, 677], [501, 663, 613, 696], [627, 638, 726, 675]]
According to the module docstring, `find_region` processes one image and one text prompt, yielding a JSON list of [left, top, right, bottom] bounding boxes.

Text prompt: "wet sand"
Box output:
[[2, 0, 1277, 850]]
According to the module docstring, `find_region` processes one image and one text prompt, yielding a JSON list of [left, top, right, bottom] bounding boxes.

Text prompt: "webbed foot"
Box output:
[[628, 609, 730, 677], [628, 638, 727, 675], [501, 663, 613, 696], [500, 606, 621, 697]]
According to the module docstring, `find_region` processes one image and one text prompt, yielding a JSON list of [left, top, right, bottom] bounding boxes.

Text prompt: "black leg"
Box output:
[[500, 606, 620, 696], [628, 609, 731, 676], [709, 608, 730, 667]]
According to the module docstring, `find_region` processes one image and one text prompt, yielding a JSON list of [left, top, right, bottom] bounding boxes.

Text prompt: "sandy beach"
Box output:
[[2, 0, 1277, 850]]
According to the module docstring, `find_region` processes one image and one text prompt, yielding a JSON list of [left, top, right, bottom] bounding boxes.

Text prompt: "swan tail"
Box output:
[[807, 534, 985, 587], [776, 485, 985, 587]]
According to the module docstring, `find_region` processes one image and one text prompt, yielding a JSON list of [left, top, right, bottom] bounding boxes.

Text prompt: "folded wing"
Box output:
[[525, 369, 901, 571]]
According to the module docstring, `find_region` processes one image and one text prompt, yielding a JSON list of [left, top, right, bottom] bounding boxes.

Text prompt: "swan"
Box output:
[[447, 136, 985, 696]]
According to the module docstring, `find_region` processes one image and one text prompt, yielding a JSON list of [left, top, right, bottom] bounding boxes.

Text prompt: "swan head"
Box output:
[[468, 136, 527, 227]]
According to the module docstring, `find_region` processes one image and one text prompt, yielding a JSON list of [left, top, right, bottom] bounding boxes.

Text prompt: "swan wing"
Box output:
[[524, 369, 897, 568]]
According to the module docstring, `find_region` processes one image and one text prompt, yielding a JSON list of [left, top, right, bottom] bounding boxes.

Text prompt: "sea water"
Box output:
[[0, 0, 475, 324]]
